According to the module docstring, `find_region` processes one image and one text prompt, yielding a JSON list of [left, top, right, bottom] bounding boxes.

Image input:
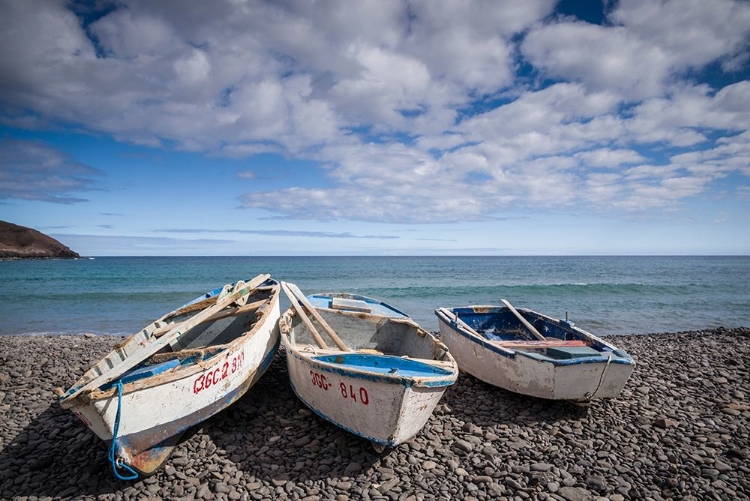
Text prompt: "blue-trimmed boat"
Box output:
[[57, 275, 281, 479], [435, 302, 635, 400], [280, 286, 457, 450]]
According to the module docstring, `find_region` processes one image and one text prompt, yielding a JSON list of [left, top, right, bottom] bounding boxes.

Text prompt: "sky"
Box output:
[[1, 0, 749, 256]]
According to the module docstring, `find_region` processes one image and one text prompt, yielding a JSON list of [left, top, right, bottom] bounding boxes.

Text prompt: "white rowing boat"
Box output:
[[57, 275, 280, 478], [435, 301, 635, 400], [279, 282, 457, 450]]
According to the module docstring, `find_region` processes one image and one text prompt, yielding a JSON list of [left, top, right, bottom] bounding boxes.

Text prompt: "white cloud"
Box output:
[[610, 0, 750, 70], [0, 140, 101, 203], [575, 149, 645, 168], [523, 0, 750, 100], [0, 0, 749, 224], [89, 7, 179, 58], [522, 21, 669, 99]]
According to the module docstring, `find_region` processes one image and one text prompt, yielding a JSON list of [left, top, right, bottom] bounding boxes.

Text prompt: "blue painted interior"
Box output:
[[313, 353, 453, 378], [442, 306, 634, 363], [100, 359, 180, 390], [306, 293, 409, 318], [99, 349, 228, 391], [452, 307, 582, 342]]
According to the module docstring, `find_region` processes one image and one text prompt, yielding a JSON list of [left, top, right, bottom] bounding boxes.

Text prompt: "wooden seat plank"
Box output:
[[493, 339, 587, 349]]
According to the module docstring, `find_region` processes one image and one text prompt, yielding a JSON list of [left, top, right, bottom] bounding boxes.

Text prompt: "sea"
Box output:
[[1, 256, 748, 337]]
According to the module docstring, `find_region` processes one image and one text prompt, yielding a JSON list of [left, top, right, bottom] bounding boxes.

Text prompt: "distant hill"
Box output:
[[0, 221, 80, 259]]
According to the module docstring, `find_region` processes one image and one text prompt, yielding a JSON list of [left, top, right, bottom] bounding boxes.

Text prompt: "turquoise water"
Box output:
[[1, 256, 748, 336]]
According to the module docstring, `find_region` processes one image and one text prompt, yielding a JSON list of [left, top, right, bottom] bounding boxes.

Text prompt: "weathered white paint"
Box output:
[[60, 280, 281, 470], [285, 348, 449, 446], [72, 310, 278, 440], [279, 297, 457, 448], [436, 307, 635, 400]]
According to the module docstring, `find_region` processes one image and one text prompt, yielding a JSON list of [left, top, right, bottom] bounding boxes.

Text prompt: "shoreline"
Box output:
[[3, 326, 748, 339], [1, 328, 748, 500]]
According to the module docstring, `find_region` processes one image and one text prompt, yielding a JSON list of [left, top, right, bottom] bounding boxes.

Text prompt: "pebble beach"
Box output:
[[0, 328, 748, 501]]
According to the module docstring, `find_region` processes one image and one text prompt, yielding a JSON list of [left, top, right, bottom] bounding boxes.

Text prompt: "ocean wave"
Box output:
[[358, 282, 713, 299], [0, 290, 202, 303]]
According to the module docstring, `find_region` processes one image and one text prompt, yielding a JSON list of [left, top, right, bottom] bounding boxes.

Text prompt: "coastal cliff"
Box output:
[[0, 221, 80, 259]]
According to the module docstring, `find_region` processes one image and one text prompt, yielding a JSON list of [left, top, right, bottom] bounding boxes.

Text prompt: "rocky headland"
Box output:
[[0, 328, 748, 501], [0, 221, 79, 259]]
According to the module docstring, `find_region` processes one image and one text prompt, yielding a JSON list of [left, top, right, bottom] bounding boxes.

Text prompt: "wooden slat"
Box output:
[[501, 299, 546, 341], [64, 274, 270, 401], [281, 282, 328, 349], [439, 307, 482, 338], [285, 282, 350, 352], [152, 299, 267, 338], [331, 297, 371, 313], [494, 339, 587, 349]]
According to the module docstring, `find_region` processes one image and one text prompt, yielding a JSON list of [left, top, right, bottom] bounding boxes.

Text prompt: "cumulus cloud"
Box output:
[[0, 0, 749, 222], [522, 0, 750, 100], [0, 140, 102, 203]]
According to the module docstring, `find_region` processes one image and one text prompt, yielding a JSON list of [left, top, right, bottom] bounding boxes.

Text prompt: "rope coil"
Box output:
[[108, 380, 139, 480], [589, 353, 613, 400]]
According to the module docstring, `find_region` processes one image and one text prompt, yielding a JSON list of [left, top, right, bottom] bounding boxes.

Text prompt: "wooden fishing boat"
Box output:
[[57, 274, 281, 479], [279, 282, 457, 451], [435, 300, 635, 400]]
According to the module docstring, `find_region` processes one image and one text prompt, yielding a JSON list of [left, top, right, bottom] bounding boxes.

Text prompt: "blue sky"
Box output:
[[1, 0, 749, 256]]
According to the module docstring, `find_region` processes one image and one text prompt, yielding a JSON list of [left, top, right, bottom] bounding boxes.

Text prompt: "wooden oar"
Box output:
[[152, 298, 268, 337], [283, 282, 350, 351], [438, 307, 483, 338], [281, 282, 328, 349], [65, 274, 270, 401], [286, 282, 350, 351], [501, 299, 545, 341]]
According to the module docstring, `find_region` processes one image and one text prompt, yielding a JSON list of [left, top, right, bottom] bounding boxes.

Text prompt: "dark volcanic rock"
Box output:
[[0, 327, 748, 500], [0, 220, 79, 259]]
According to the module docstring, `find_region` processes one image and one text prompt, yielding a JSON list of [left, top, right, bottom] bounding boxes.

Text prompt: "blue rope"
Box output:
[[108, 380, 139, 480]]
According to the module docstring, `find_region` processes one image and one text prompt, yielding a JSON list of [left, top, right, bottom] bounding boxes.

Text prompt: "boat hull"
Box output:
[[436, 306, 635, 400], [279, 291, 457, 448], [61, 281, 281, 476], [285, 347, 450, 447]]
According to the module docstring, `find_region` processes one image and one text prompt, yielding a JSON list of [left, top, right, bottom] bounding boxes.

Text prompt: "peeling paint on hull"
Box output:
[[59, 279, 281, 478], [435, 305, 636, 400], [286, 349, 452, 446], [115, 342, 279, 475], [280, 295, 457, 448]]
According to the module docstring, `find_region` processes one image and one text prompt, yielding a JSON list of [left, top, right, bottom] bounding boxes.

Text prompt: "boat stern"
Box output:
[[550, 354, 636, 400]]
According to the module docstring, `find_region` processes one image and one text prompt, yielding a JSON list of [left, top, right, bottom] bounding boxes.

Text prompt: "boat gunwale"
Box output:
[[283, 336, 457, 388], [62, 281, 281, 406], [435, 305, 635, 367], [280, 306, 457, 388], [307, 292, 410, 318]]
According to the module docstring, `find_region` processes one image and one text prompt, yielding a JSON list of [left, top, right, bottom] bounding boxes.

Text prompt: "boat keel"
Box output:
[[116, 432, 185, 478]]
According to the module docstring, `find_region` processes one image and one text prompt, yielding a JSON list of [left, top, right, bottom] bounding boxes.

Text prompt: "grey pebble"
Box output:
[[0, 328, 749, 501], [531, 462, 553, 472]]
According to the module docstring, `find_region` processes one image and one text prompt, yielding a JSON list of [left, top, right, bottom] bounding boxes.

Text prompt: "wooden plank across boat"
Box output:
[[435, 302, 635, 401], [57, 275, 281, 479], [280, 282, 457, 450], [305, 292, 410, 318]]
